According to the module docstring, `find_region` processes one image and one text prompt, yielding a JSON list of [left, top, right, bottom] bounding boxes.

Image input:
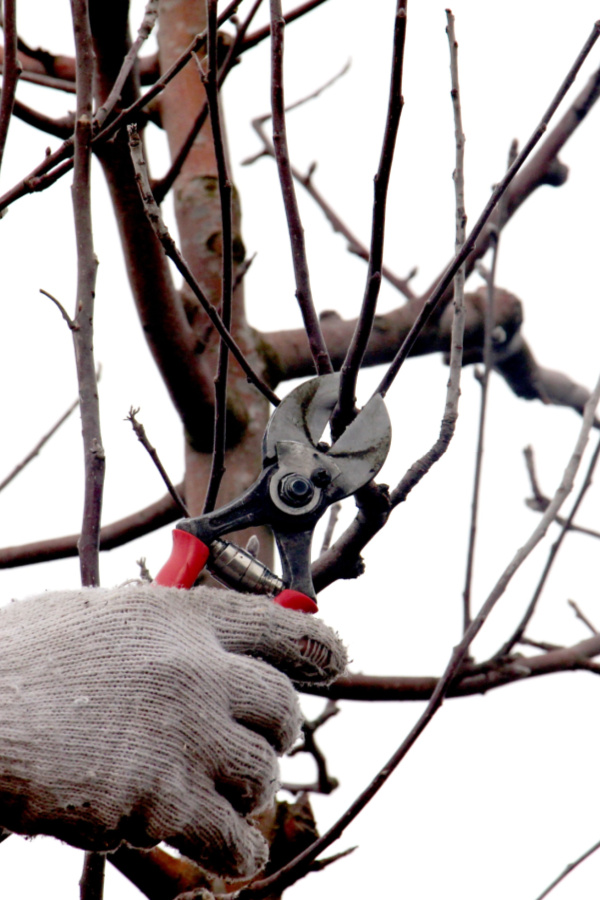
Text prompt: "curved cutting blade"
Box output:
[[264, 373, 340, 459], [326, 394, 392, 497]]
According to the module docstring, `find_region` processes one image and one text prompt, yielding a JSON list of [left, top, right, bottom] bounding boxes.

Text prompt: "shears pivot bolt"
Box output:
[[278, 473, 315, 507]]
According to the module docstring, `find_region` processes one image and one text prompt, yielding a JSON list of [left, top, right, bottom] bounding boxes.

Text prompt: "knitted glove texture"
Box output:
[[0, 584, 346, 877]]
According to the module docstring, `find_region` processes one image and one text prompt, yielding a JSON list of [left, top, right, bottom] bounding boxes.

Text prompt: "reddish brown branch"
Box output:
[[337, 1, 406, 424], [0, 396, 79, 494], [243, 0, 331, 51], [153, 0, 262, 204], [496, 433, 600, 658], [128, 125, 280, 409], [269, 0, 332, 376], [11, 98, 74, 137], [0, 0, 19, 174], [201, 0, 235, 514], [70, 0, 104, 590], [126, 408, 188, 516], [304, 633, 600, 701], [0, 489, 181, 569], [376, 20, 600, 399]]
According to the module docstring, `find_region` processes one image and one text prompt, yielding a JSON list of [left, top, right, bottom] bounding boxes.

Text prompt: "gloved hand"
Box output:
[[0, 584, 346, 878]]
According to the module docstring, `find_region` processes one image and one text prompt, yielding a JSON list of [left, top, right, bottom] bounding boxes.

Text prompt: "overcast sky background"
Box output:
[[1, 1, 600, 897]]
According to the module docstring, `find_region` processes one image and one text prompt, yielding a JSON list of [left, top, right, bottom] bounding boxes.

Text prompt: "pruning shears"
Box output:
[[155, 374, 391, 612]]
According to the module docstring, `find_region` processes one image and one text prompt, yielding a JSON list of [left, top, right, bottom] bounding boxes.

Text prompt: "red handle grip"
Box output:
[[155, 530, 318, 613], [154, 529, 210, 589], [273, 589, 318, 614]]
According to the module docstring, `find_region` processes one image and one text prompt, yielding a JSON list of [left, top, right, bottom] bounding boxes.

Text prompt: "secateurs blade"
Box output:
[[155, 373, 391, 612]]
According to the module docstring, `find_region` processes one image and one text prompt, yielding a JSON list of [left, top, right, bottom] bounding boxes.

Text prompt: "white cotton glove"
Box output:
[[0, 584, 346, 878]]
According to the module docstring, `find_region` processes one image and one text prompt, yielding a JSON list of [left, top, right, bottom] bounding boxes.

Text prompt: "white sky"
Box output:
[[1, 1, 600, 898]]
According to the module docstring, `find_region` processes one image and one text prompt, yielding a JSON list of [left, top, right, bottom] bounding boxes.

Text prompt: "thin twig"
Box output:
[[284, 701, 340, 795], [0, 397, 79, 493], [305, 633, 600, 702], [70, 0, 106, 891], [245, 372, 600, 897], [243, 0, 331, 51], [11, 99, 74, 138], [1, 66, 76, 92], [389, 9, 468, 510], [153, 0, 263, 204], [320, 502, 341, 554], [336, 1, 406, 429], [532, 838, 600, 900], [39, 287, 78, 330], [95, 0, 240, 147], [375, 20, 600, 400], [0, 0, 20, 174], [0, 488, 182, 568], [94, 0, 159, 131], [126, 407, 189, 516], [462, 139, 517, 632], [269, 0, 332, 376], [568, 599, 598, 635], [524, 445, 600, 538], [244, 65, 416, 302], [200, 0, 235, 515], [127, 124, 280, 407], [0, 0, 241, 214], [80, 851, 105, 900], [496, 432, 600, 658], [70, 0, 105, 593]]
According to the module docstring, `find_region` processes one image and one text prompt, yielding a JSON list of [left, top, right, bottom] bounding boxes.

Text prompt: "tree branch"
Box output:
[[0, 0, 20, 174], [303, 632, 600, 701], [0, 489, 181, 569], [336, 0, 406, 426], [269, 0, 332, 376], [71, 0, 104, 590], [376, 20, 600, 399]]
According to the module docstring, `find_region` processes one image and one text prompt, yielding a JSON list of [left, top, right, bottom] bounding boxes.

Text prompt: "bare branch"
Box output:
[[128, 124, 280, 408], [126, 407, 188, 516], [496, 432, 600, 657], [247, 371, 600, 897], [319, 502, 341, 555], [269, 0, 332, 376], [386, 8, 468, 511], [94, 0, 159, 131], [243, 0, 331, 51], [284, 701, 340, 795], [0, 396, 79, 494], [153, 0, 262, 205], [524, 445, 600, 537], [304, 632, 600, 701], [70, 0, 104, 592], [336, 1, 406, 427], [0, 489, 181, 569], [533, 838, 600, 900], [568, 598, 598, 635], [245, 77, 417, 302], [0, 0, 241, 214], [376, 21, 600, 399], [201, 0, 234, 514], [11, 98, 74, 138], [463, 139, 517, 631], [39, 287, 78, 330], [0, 0, 20, 173], [80, 851, 105, 900]]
